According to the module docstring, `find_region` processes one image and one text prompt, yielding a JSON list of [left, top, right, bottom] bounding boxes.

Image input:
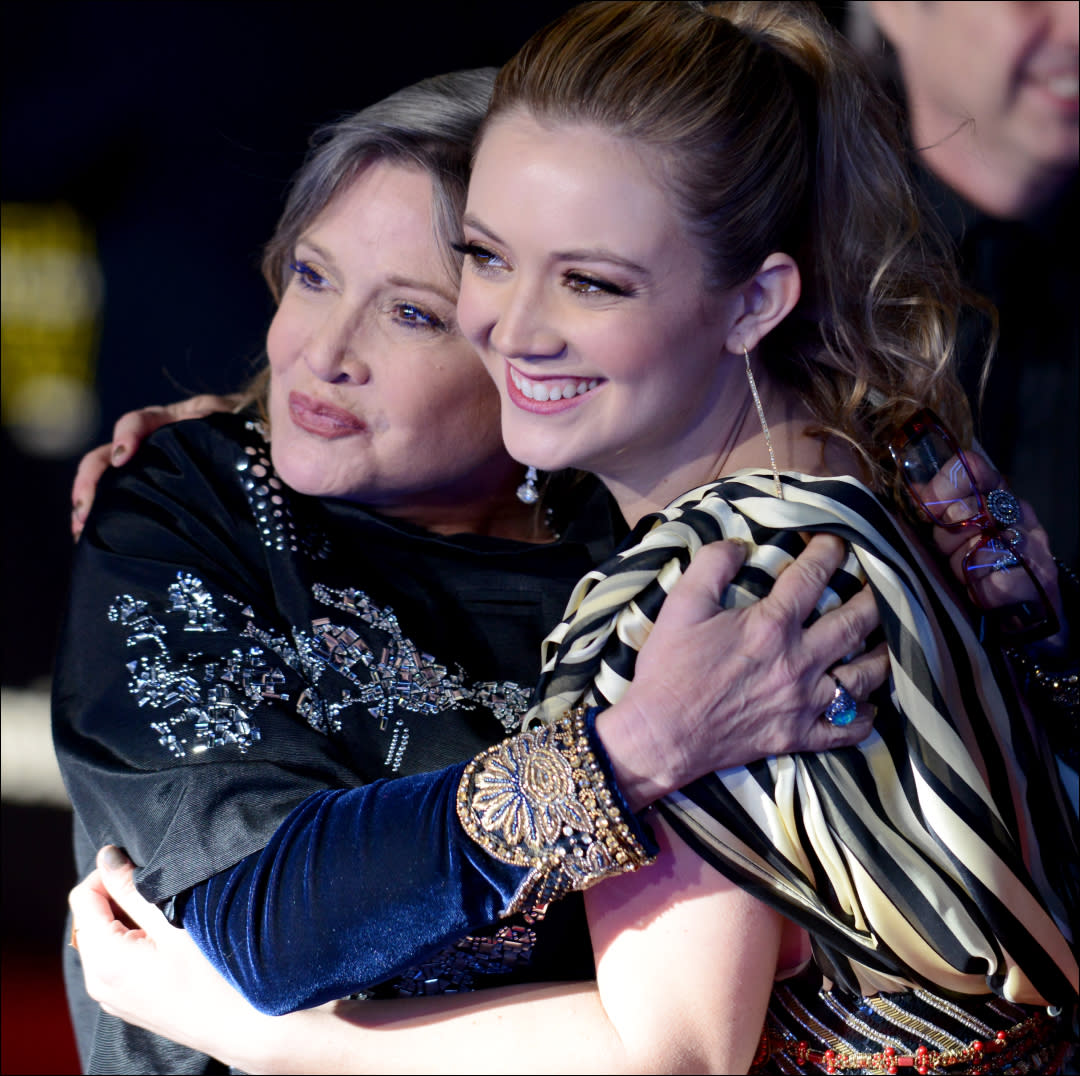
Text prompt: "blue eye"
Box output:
[[395, 303, 446, 332], [289, 260, 327, 291]]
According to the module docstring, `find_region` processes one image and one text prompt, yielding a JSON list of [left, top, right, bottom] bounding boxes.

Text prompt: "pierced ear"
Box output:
[[724, 253, 801, 355]]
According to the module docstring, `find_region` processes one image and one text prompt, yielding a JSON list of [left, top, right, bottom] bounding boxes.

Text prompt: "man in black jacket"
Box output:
[[865, 0, 1079, 569]]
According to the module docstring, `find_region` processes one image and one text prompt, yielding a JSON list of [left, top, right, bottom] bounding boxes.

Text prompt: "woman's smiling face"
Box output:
[[266, 161, 517, 528], [456, 112, 745, 507]]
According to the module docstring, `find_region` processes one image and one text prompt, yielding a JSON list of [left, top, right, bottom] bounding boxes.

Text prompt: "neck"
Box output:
[[603, 372, 756, 529], [604, 383, 831, 529], [376, 480, 553, 543], [910, 105, 1075, 219]]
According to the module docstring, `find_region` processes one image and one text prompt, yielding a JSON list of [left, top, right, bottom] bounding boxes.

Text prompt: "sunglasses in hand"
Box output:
[[889, 409, 1058, 643]]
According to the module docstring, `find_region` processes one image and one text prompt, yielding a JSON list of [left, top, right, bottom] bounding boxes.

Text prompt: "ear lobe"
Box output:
[[724, 253, 801, 355]]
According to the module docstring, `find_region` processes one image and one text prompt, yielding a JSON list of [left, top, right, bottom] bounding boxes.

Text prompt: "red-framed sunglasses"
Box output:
[[888, 409, 1058, 643]]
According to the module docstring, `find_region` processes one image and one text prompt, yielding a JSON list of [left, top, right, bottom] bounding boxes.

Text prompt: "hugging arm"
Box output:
[[179, 534, 884, 1013], [69, 535, 873, 1068], [74, 814, 781, 1073], [58, 419, 882, 1026], [71, 394, 241, 539]]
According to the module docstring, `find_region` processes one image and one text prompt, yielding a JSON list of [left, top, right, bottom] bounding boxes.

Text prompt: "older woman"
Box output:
[[69, 3, 1077, 1073], [55, 64, 887, 1074]]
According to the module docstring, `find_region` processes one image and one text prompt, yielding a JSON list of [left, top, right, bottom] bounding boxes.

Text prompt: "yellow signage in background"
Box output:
[[1, 202, 102, 456]]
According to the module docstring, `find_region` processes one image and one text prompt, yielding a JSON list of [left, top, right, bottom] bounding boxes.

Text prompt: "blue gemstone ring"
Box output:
[[824, 675, 858, 727]]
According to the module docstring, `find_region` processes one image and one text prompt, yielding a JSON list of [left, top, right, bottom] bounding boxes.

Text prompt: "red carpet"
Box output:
[[1, 949, 80, 1075]]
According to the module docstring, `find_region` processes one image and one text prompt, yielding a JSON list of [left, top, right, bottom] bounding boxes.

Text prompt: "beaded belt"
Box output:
[[751, 1008, 1069, 1074]]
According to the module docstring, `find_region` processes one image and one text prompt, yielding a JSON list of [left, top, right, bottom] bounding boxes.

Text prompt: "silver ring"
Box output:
[[977, 544, 1021, 573], [1001, 526, 1025, 551], [823, 675, 858, 727], [986, 488, 1022, 529]]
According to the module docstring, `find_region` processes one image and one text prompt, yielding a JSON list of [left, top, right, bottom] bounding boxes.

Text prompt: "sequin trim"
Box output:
[[235, 583, 532, 766], [109, 575, 279, 757], [754, 985, 1071, 1074], [368, 925, 536, 998], [456, 707, 655, 917]]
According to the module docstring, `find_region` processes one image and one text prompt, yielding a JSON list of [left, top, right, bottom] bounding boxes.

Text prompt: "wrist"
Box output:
[[456, 707, 657, 916], [593, 696, 686, 812], [1012, 559, 1078, 682], [229, 1006, 296, 1075], [1007, 648, 1080, 708]]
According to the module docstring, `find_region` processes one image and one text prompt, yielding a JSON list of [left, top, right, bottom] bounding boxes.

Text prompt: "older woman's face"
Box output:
[[266, 163, 514, 520]]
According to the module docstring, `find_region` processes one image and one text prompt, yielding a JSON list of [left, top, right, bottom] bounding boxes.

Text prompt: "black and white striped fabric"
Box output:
[[523, 470, 1078, 1005]]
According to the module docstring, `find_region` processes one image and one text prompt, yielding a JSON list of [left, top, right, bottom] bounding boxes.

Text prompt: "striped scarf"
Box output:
[[523, 470, 1078, 1005]]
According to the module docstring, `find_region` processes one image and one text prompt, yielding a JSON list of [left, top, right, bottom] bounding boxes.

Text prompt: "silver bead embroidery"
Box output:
[[168, 572, 226, 632], [238, 422, 331, 560], [108, 594, 167, 651], [312, 583, 532, 737], [108, 453, 532, 768], [109, 574, 277, 758], [238, 584, 532, 769]]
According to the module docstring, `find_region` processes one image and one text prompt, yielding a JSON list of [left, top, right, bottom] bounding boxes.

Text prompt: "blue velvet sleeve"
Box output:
[[180, 762, 528, 1015]]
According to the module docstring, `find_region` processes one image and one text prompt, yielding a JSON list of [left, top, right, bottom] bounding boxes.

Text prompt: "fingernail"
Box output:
[[727, 537, 748, 552], [69, 923, 80, 951], [72, 500, 86, 523], [102, 846, 130, 871], [111, 443, 128, 464]]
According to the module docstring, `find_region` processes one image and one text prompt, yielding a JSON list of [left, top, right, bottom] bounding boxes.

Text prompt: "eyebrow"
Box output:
[[294, 238, 458, 306], [462, 214, 654, 279], [293, 237, 337, 270]]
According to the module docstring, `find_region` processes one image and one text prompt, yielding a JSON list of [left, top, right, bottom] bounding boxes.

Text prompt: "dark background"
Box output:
[[3, 0, 606, 691], [1, 4, 580, 1072], [1, 4, 849, 1073]]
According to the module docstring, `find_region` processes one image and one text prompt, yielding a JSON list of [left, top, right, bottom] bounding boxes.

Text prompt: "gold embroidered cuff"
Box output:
[[456, 706, 656, 918]]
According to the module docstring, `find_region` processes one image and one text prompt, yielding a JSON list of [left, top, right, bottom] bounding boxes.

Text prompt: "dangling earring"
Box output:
[[516, 465, 540, 505], [744, 346, 784, 499]]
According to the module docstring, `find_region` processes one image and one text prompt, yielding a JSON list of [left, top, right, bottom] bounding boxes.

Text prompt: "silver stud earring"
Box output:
[[516, 465, 540, 505]]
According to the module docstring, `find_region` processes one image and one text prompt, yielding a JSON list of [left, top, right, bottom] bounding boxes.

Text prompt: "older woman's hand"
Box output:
[[600, 534, 887, 811], [71, 394, 240, 539]]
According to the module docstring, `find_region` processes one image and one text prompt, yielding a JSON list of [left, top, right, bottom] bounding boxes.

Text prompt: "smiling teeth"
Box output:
[[510, 368, 600, 402]]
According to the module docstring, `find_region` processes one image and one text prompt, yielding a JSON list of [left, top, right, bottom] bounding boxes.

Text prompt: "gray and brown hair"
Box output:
[[263, 67, 495, 299], [238, 68, 494, 413]]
